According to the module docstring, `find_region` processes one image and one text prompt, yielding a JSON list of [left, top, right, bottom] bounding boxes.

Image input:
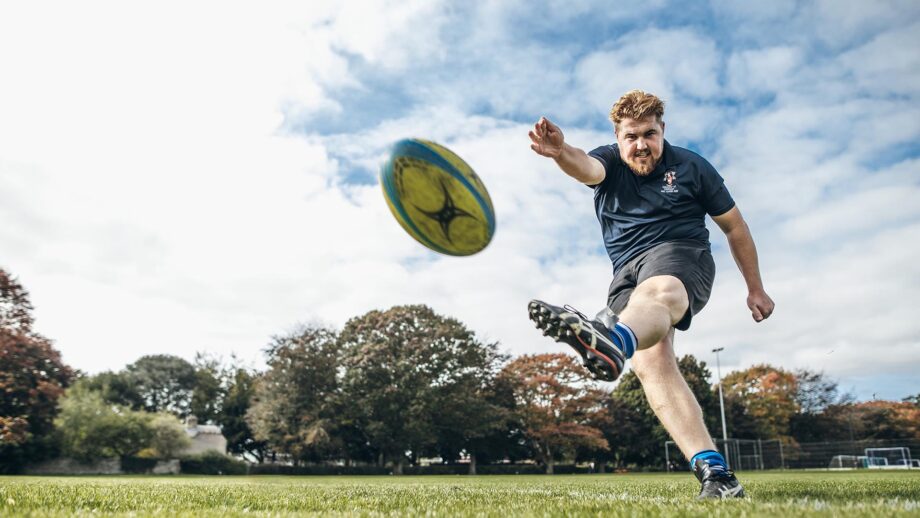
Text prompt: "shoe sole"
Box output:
[[528, 299, 622, 382]]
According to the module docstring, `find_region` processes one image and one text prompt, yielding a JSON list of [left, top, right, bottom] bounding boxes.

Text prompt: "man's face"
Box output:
[[616, 116, 665, 176]]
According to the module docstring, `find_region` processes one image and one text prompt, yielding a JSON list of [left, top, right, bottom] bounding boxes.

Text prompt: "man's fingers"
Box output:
[[752, 306, 764, 322]]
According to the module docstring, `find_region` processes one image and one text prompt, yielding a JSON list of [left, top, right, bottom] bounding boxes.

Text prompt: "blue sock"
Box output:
[[607, 322, 637, 359], [690, 450, 728, 473]]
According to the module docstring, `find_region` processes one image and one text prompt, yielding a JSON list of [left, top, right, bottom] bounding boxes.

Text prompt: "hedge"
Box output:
[[179, 451, 248, 475]]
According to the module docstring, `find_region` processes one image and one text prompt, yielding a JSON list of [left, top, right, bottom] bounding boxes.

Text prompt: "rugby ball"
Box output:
[[380, 138, 495, 256]]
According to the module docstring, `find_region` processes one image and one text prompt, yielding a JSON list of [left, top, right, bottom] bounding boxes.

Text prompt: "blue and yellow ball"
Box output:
[[380, 139, 495, 256]]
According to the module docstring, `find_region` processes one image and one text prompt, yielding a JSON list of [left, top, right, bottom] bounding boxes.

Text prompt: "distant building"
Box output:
[[183, 415, 227, 455]]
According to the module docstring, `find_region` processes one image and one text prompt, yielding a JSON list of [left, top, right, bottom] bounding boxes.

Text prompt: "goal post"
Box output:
[[865, 447, 913, 469]]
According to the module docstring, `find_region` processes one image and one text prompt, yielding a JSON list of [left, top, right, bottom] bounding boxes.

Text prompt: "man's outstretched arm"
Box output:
[[712, 206, 775, 322], [529, 117, 605, 185]]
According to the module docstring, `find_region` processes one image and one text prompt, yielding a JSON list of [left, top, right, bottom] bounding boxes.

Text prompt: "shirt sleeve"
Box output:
[[698, 159, 735, 217], [587, 145, 617, 189]]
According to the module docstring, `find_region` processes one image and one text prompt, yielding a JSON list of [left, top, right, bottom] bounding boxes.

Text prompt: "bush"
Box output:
[[54, 387, 154, 461], [179, 451, 248, 475], [248, 464, 389, 476], [120, 456, 159, 474], [149, 414, 191, 459]]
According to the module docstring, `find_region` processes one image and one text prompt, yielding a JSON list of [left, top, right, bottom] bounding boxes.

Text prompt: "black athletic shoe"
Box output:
[[693, 458, 745, 499], [527, 299, 625, 382]]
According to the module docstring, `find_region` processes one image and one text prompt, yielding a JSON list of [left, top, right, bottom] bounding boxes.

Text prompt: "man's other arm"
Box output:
[[712, 206, 775, 322]]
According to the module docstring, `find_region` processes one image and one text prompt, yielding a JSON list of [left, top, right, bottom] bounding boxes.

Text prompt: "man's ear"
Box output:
[[660, 120, 666, 134]]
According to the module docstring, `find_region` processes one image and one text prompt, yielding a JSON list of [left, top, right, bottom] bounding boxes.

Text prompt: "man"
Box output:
[[527, 90, 774, 499]]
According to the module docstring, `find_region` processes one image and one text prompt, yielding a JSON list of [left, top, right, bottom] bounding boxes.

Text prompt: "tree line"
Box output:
[[2, 267, 918, 473]]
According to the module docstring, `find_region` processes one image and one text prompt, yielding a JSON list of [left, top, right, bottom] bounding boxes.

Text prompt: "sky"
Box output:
[[1, 0, 918, 402]]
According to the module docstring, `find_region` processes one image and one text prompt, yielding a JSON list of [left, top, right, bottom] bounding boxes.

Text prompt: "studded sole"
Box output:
[[528, 300, 621, 381]]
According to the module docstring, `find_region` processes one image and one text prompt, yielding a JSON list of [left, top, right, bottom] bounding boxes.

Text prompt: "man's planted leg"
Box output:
[[632, 328, 744, 499], [631, 329, 715, 459]]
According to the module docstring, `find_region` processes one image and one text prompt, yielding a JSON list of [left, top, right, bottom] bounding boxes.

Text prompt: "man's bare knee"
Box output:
[[633, 276, 689, 323]]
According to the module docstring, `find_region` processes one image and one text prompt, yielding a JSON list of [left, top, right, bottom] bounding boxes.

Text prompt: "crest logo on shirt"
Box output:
[[662, 170, 678, 194]]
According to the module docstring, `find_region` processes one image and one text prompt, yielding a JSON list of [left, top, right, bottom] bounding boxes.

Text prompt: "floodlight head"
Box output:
[[712, 347, 724, 353]]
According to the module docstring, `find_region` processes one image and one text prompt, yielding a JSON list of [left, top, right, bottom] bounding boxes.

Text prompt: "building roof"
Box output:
[[185, 424, 224, 438]]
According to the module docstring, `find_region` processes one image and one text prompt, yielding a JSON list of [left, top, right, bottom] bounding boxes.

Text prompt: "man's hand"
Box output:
[[529, 117, 564, 158], [747, 289, 775, 322]]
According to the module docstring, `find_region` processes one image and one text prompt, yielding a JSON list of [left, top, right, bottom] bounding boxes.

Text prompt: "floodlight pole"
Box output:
[[713, 347, 729, 467]]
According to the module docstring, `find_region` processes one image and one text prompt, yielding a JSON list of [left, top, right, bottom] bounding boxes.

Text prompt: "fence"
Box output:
[[665, 438, 920, 471]]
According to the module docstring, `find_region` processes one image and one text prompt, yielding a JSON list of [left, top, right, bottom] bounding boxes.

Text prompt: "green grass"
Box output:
[[2, 471, 920, 517]]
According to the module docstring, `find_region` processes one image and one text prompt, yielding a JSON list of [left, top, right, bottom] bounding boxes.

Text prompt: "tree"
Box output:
[[463, 372, 524, 467], [0, 268, 74, 472], [722, 364, 798, 440], [127, 355, 197, 417], [78, 371, 144, 409], [247, 325, 340, 464], [840, 401, 920, 440], [190, 353, 225, 424], [794, 369, 851, 414], [605, 368, 663, 467], [0, 269, 34, 333], [789, 369, 854, 443], [148, 413, 191, 459], [54, 387, 154, 461], [500, 353, 608, 474], [419, 329, 507, 474], [221, 367, 267, 462], [338, 305, 507, 474]]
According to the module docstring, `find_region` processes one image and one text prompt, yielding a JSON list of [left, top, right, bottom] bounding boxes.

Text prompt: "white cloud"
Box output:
[[726, 46, 804, 97]]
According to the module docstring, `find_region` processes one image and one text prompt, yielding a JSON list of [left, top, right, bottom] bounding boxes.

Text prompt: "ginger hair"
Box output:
[[609, 90, 665, 132]]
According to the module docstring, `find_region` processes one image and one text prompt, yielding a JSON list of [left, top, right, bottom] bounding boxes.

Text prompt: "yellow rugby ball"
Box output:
[[380, 139, 495, 256]]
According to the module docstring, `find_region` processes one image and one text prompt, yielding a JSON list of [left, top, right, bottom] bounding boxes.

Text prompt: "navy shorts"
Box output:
[[606, 239, 716, 331]]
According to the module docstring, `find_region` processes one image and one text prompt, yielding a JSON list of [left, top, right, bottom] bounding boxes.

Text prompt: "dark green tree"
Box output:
[[419, 329, 507, 474], [606, 368, 662, 467], [190, 353, 225, 424], [127, 354, 197, 417], [464, 372, 523, 466], [338, 305, 503, 474], [78, 371, 144, 409], [221, 367, 268, 462], [246, 325, 340, 464]]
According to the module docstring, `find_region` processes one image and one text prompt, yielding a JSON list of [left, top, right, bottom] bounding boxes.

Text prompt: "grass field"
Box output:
[[2, 471, 919, 517]]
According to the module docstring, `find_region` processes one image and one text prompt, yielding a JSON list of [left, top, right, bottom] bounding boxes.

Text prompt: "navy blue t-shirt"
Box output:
[[588, 140, 735, 273]]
